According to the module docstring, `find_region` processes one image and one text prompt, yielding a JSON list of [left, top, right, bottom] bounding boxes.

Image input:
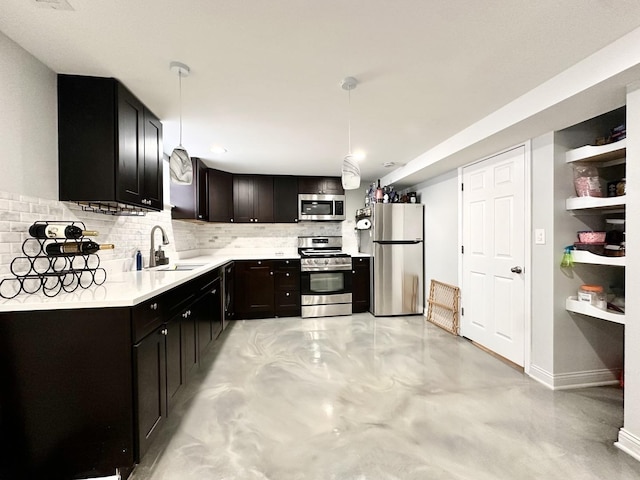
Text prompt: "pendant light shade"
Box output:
[[169, 61, 193, 185], [340, 76, 361, 190]]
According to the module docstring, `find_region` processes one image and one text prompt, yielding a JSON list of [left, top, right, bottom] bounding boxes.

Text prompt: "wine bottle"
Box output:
[[29, 223, 98, 239], [45, 241, 115, 257], [375, 179, 384, 203]]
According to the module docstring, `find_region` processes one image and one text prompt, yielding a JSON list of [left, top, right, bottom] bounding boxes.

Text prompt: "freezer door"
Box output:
[[371, 242, 423, 316], [373, 204, 424, 242]]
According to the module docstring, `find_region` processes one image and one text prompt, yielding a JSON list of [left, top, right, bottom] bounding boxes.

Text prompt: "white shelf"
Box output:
[[566, 195, 626, 211], [571, 250, 625, 266], [565, 139, 626, 164], [566, 297, 625, 325]]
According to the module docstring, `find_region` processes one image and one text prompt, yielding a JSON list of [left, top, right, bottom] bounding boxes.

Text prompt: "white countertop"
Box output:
[[0, 251, 368, 313]]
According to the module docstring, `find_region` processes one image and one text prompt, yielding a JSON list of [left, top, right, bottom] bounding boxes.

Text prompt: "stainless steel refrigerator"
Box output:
[[358, 203, 424, 316]]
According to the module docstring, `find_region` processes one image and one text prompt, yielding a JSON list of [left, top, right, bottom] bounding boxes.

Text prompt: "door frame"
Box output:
[[457, 142, 532, 373]]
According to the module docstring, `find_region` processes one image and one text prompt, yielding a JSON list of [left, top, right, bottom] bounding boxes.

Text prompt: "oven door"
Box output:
[[301, 269, 352, 297]]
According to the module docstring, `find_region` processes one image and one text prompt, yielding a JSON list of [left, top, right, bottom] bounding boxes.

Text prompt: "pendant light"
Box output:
[[169, 61, 193, 185], [340, 76, 362, 190]]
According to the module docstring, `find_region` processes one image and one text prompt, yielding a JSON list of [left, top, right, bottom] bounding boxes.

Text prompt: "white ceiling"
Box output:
[[3, 0, 640, 184]]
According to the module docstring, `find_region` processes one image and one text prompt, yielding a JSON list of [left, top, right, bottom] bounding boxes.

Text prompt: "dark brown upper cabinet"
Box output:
[[58, 75, 163, 212], [273, 176, 299, 223], [298, 176, 344, 195], [233, 175, 274, 223], [170, 157, 209, 221], [208, 168, 234, 222]]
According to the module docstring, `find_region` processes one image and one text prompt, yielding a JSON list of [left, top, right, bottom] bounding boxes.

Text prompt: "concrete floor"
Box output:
[[130, 314, 640, 480]]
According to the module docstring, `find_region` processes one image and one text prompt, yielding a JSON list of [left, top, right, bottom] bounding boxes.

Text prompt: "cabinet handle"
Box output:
[[294, 219, 298, 222], [353, 270, 355, 274], [270, 271, 273, 276], [230, 219, 234, 222], [286, 273, 290, 277], [150, 303, 158, 310], [182, 312, 188, 318], [212, 289, 217, 294], [258, 261, 262, 265], [161, 328, 168, 336], [286, 292, 290, 297], [187, 310, 191, 316], [198, 215, 203, 219]]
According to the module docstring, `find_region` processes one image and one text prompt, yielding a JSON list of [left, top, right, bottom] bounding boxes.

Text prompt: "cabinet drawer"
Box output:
[[274, 270, 299, 290], [132, 297, 164, 343], [275, 290, 300, 317]]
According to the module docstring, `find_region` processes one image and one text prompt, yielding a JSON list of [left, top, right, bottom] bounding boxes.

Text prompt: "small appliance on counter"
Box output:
[[298, 236, 352, 318]]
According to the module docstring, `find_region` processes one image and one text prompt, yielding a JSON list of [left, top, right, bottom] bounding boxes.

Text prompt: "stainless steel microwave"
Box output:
[[298, 194, 346, 221]]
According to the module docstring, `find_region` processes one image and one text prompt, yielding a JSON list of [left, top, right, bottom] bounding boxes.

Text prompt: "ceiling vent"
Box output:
[[32, 0, 75, 11]]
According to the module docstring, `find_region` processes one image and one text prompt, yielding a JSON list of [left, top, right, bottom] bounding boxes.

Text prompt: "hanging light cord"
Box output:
[[347, 86, 352, 156], [178, 71, 183, 147]]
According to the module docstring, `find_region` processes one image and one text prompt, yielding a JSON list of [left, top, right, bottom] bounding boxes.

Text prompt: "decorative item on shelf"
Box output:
[[573, 164, 602, 197], [169, 61, 193, 186], [0, 221, 109, 300], [560, 246, 574, 268], [340, 76, 363, 190]]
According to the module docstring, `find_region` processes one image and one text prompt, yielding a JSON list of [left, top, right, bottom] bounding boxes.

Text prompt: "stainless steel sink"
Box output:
[[156, 263, 206, 271]]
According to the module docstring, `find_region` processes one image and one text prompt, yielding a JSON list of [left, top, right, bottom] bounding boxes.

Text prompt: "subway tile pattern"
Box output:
[[0, 191, 358, 279]]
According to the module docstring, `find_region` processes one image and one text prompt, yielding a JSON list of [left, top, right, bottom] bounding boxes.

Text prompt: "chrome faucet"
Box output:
[[149, 225, 170, 268]]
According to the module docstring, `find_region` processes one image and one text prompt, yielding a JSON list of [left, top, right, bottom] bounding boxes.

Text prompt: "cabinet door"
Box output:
[[253, 175, 274, 222], [195, 276, 223, 357], [224, 262, 235, 323], [234, 261, 275, 318], [142, 110, 163, 210], [117, 84, 145, 207], [322, 177, 345, 195], [208, 168, 234, 222], [233, 175, 254, 223], [134, 326, 167, 461], [274, 176, 299, 223], [165, 317, 183, 412], [298, 176, 323, 194], [352, 257, 371, 313], [170, 157, 208, 220], [182, 307, 198, 381]]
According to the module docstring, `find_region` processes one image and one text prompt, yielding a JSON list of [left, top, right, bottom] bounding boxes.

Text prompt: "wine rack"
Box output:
[[0, 221, 107, 299]]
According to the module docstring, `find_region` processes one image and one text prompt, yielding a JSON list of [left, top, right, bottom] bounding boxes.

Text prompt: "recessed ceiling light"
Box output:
[[210, 145, 228, 155], [383, 161, 404, 168]]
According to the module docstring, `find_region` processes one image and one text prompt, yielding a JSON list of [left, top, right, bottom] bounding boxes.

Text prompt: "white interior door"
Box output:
[[461, 146, 525, 366]]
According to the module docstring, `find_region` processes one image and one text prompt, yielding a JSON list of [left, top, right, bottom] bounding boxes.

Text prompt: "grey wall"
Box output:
[[0, 32, 58, 199]]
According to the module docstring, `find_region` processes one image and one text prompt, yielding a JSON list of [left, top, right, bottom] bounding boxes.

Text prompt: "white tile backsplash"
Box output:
[[0, 191, 359, 280]]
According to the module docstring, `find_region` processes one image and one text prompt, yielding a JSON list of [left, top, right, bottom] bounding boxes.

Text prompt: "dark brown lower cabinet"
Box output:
[[0, 308, 134, 480], [234, 259, 300, 319], [0, 268, 226, 480], [352, 257, 371, 313], [134, 325, 167, 462], [234, 260, 275, 318], [195, 275, 223, 356]]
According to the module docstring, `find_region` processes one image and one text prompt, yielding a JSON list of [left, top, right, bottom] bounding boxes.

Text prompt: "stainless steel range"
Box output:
[[298, 236, 352, 318]]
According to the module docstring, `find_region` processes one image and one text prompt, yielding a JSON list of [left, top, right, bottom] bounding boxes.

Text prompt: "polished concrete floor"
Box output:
[[130, 314, 640, 480]]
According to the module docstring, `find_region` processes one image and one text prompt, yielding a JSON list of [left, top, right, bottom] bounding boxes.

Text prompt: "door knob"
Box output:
[[510, 266, 523, 274]]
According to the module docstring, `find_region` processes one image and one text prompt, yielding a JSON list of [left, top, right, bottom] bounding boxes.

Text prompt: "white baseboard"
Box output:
[[616, 428, 640, 461], [528, 364, 620, 390]]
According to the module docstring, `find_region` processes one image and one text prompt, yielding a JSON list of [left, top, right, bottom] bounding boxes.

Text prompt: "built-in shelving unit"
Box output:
[[571, 250, 626, 266], [564, 138, 626, 325], [565, 138, 626, 165], [566, 195, 626, 211], [566, 297, 625, 325]]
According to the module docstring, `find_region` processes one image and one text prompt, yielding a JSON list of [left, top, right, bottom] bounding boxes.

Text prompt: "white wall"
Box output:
[[411, 170, 459, 288], [529, 132, 556, 378], [0, 32, 57, 199]]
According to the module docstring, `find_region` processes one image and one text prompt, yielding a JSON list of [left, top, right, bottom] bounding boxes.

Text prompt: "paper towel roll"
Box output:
[[356, 218, 371, 230]]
